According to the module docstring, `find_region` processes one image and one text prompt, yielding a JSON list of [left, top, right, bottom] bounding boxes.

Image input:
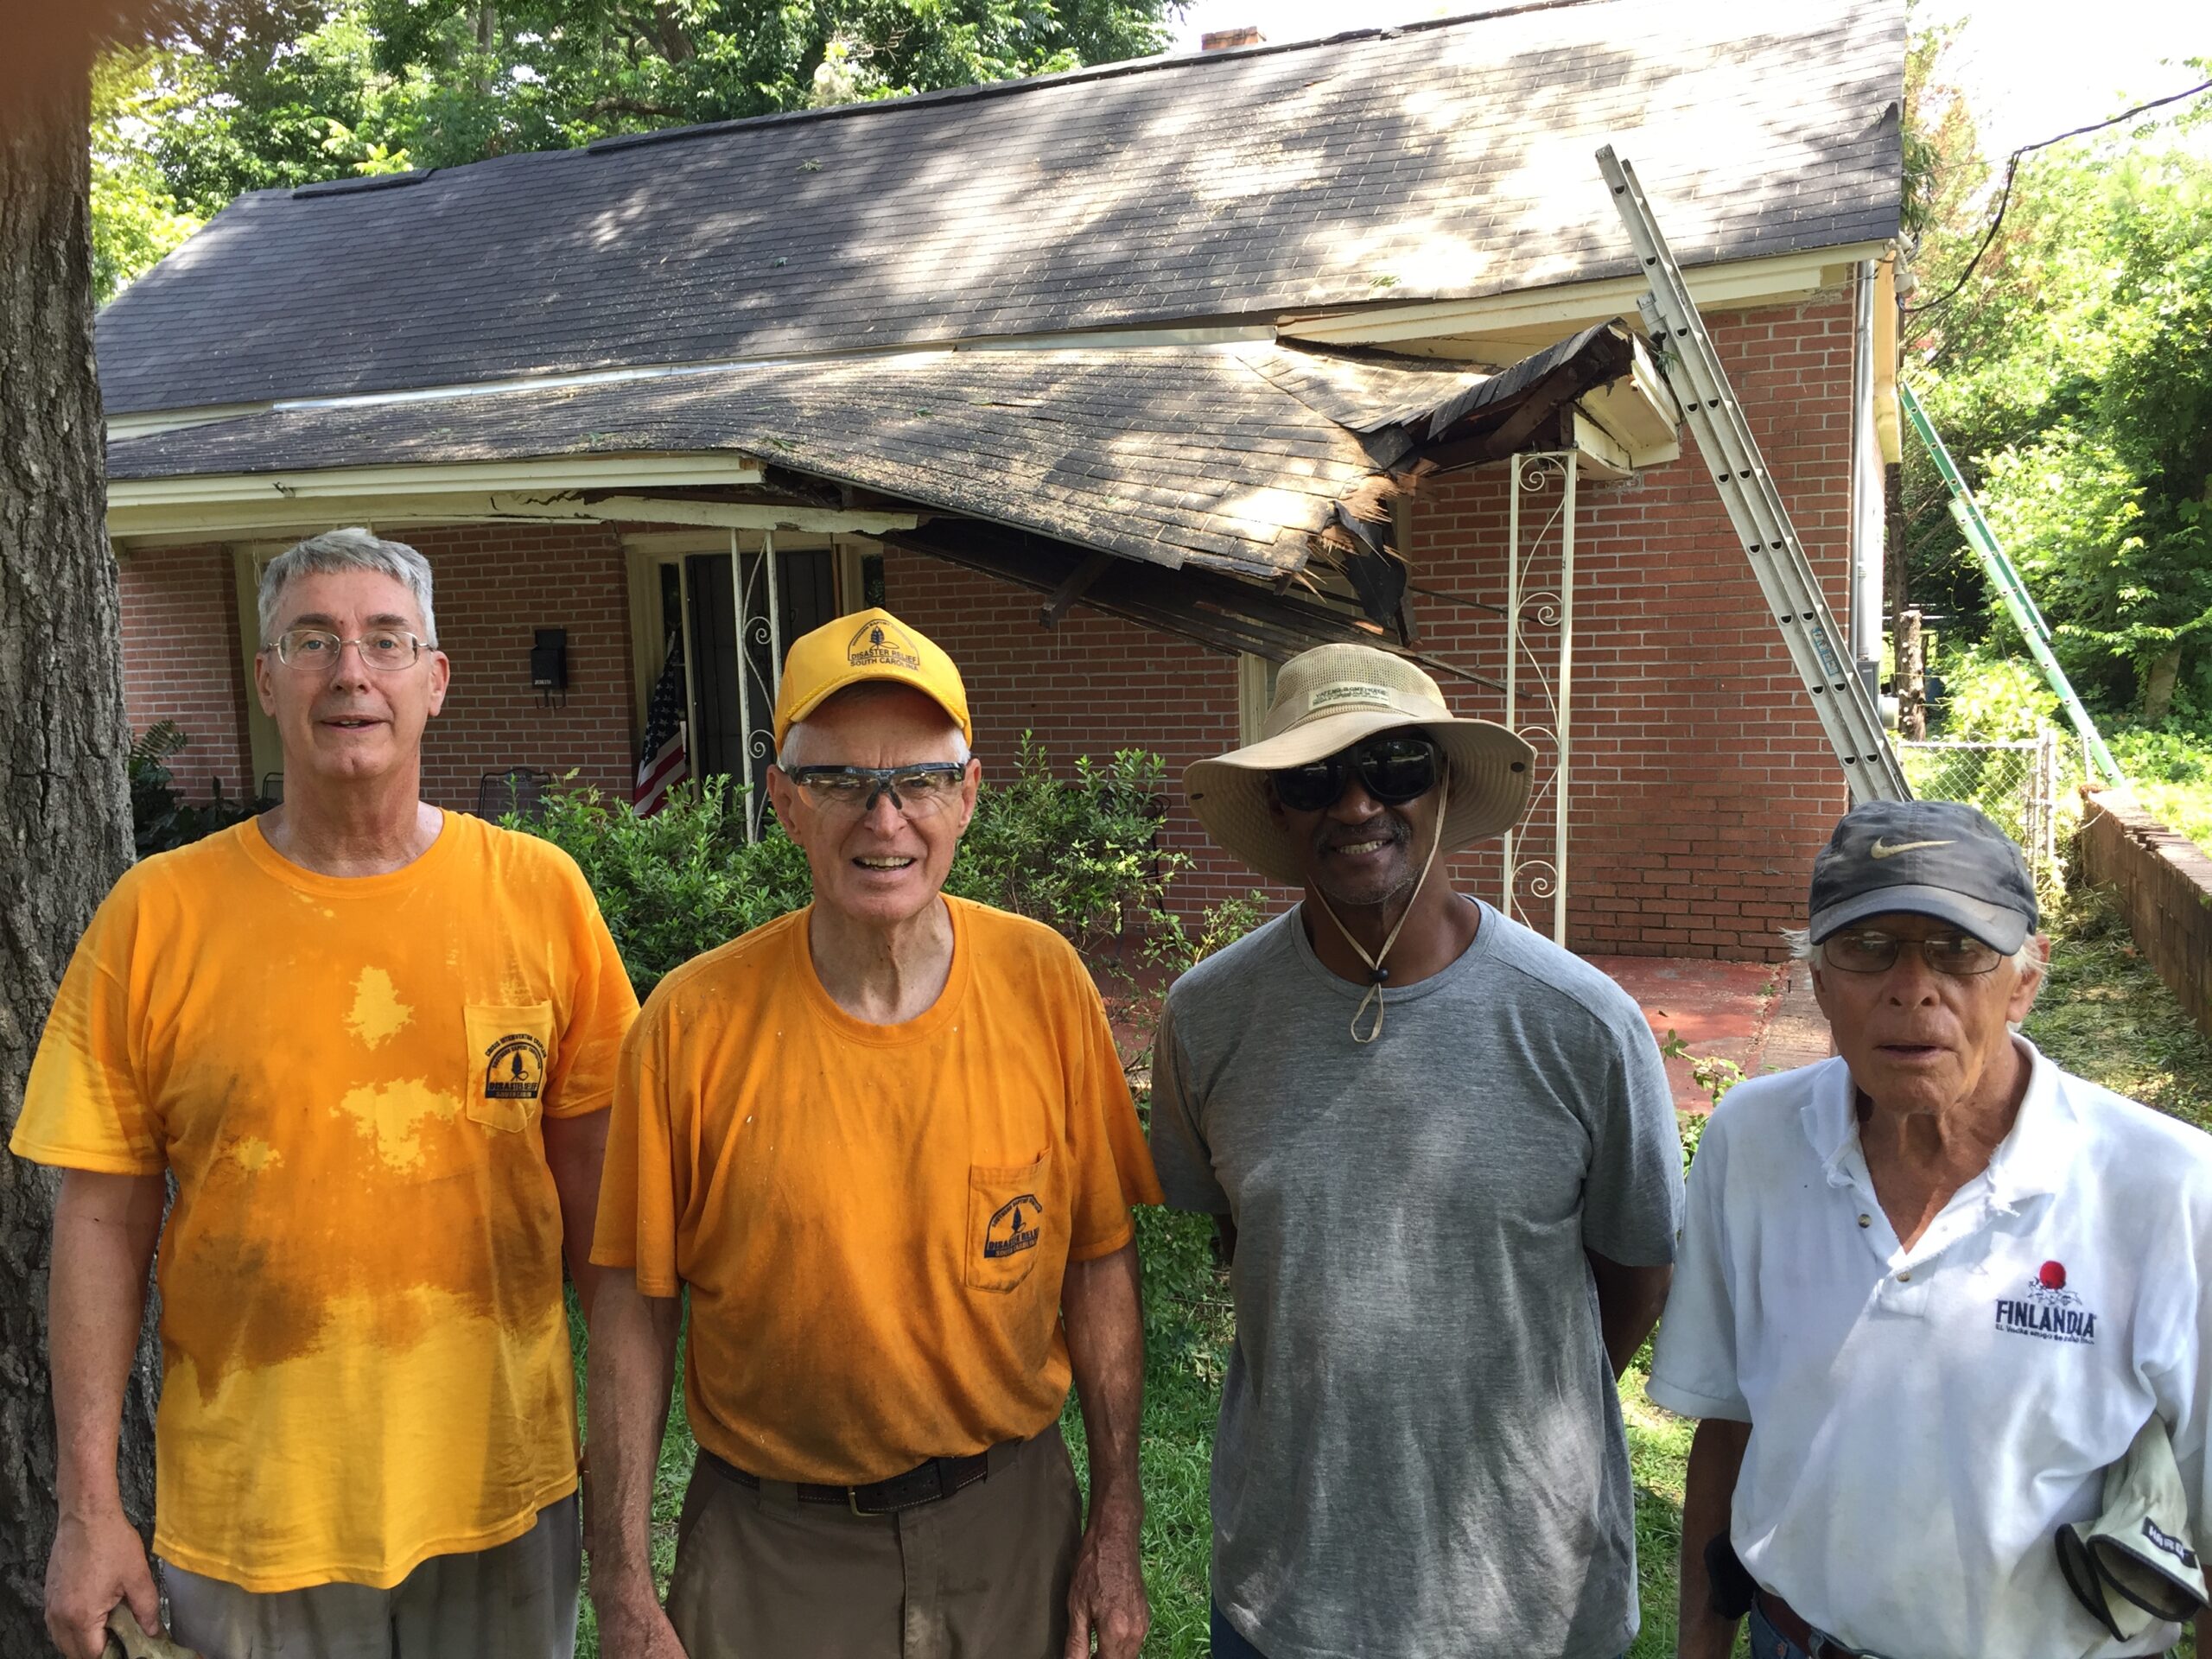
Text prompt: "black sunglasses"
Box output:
[[1269, 734, 1441, 813]]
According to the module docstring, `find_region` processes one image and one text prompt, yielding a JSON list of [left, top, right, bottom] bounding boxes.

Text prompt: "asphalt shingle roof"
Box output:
[[98, 0, 1903, 415], [107, 338, 1618, 576]]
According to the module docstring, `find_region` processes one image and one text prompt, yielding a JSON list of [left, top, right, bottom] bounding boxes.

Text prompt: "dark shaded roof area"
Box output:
[[107, 334, 1630, 578], [98, 0, 1903, 415]]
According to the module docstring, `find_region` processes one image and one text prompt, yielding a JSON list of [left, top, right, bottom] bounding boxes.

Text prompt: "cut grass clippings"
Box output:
[[566, 874, 2207, 1656]]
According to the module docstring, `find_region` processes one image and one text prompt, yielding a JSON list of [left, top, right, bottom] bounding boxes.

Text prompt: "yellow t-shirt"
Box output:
[[592, 895, 1164, 1485], [10, 812, 638, 1592]]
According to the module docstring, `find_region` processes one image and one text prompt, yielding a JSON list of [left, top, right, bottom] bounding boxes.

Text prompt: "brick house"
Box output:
[[99, 0, 1905, 957]]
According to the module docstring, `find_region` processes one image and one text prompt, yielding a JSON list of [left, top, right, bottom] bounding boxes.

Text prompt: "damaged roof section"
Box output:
[[108, 327, 1648, 581]]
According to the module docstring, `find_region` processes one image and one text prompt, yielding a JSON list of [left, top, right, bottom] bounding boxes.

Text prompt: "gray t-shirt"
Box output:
[[1148, 899, 1682, 1659]]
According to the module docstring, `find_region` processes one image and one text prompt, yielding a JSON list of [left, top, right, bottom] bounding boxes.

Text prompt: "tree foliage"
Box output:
[[90, 49, 205, 304], [98, 0, 1176, 252], [1903, 30, 2212, 723]]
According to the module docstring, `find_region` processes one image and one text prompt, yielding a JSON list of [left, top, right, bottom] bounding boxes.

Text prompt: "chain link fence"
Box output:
[[1897, 732, 2087, 899]]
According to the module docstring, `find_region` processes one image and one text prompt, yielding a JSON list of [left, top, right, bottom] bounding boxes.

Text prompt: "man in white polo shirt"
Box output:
[[1652, 799, 2212, 1659]]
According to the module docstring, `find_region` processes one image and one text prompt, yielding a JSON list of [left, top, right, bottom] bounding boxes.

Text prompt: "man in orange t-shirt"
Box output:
[[588, 609, 1163, 1659], [12, 529, 638, 1659]]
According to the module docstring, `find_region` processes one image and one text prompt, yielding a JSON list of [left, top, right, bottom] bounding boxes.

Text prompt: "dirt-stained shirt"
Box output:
[[11, 813, 637, 1592], [591, 895, 1162, 1485]]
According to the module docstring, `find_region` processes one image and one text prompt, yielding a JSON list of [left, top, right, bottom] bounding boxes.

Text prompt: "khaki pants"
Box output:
[[666, 1424, 1083, 1659], [158, 1496, 580, 1659]]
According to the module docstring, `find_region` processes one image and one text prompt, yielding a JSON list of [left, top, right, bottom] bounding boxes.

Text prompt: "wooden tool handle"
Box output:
[[104, 1604, 203, 1659]]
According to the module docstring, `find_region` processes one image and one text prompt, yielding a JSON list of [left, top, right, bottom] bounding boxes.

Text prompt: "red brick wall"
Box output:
[[118, 525, 638, 813], [394, 524, 637, 810], [117, 541, 256, 802], [2078, 791, 2212, 1038], [876, 550, 1277, 918], [886, 291, 1860, 958]]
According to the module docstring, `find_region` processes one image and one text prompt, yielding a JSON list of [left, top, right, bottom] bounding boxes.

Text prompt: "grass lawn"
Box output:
[[569, 874, 2212, 1656], [2107, 728, 2212, 855]]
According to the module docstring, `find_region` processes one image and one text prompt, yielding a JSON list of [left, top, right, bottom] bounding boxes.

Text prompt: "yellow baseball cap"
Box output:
[[772, 608, 972, 751]]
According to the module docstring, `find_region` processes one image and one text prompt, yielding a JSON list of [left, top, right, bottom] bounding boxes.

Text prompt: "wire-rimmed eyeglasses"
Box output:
[[1819, 930, 2005, 976], [268, 628, 430, 672]]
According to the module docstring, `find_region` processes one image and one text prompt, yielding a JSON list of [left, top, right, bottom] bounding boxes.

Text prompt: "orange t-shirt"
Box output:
[[10, 813, 638, 1592], [592, 895, 1163, 1485]]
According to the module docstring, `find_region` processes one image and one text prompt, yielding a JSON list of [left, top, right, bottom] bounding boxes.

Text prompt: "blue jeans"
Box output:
[[1748, 1601, 1814, 1659], [1211, 1602, 1268, 1658]]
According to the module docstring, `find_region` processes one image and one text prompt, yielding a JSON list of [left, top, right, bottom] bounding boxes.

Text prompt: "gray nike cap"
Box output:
[[1808, 799, 2038, 952]]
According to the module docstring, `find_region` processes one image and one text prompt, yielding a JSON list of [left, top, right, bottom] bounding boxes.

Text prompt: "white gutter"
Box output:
[[106, 454, 765, 508], [1849, 258, 1885, 675], [107, 489, 916, 543]]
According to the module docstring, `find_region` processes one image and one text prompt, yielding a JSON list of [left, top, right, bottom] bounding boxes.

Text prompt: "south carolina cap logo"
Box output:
[[847, 620, 922, 671]]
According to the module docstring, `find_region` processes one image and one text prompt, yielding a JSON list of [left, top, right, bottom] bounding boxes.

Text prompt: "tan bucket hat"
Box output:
[[1184, 643, 1534, 887]]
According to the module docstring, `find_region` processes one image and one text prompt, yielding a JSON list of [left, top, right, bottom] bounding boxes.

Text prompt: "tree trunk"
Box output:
[[1897, 607, 1927, 741], [2142, 647, 2182, 725], [0, 66, 153, 1653]]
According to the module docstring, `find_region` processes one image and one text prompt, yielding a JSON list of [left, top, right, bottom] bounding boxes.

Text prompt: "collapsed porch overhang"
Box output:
[[105, 324, 1677, 661]]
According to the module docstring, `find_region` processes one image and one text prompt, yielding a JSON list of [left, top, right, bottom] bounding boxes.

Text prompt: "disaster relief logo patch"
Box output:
[[984, 1194, 1043, 1260], [848, 620, 922, 671], [1993, 1259, 2097, 1345], [484, 1033, 548, 1100]]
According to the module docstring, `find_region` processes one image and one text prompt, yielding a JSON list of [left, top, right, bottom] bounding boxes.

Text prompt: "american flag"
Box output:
[[632, 632, 689, 816]]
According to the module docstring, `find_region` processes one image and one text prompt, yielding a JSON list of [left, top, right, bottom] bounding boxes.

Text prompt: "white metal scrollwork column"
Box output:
[[1498, 451, 1577, 944], [730, 528, 785, 842]]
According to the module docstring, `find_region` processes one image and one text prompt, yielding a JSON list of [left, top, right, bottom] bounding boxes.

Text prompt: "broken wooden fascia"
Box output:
[[1039, 550, 1116, 628]]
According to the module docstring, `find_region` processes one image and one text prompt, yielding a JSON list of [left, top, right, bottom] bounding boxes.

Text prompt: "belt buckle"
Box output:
[[847, 1485, 866, 1516]]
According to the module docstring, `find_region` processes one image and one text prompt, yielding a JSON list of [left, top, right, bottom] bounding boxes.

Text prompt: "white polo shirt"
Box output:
[[1649, 1040, 2212, 1659]]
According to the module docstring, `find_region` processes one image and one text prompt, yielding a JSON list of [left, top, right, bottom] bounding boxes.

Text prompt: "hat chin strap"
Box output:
[[1308, 772, 1450, 1045]]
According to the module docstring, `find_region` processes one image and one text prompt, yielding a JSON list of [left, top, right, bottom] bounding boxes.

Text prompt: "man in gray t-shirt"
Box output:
[[1154, 644, 1682, 1659]]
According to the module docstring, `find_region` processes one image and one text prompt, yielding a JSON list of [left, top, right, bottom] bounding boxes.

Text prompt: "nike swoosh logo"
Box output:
[[1869, 838, 1954, 860]]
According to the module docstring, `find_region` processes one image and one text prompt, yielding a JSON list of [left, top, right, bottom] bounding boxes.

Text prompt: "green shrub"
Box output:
[[516, 774, 811, 1000], [130, 720, 265, 856], [517, 738, 1267, 1007], [1929, 641, 2056, 740], [947, 734, 1186, 959], [2107, 725, 2212, 849]]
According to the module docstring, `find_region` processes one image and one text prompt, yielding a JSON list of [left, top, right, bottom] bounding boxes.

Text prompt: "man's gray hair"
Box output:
[[258, 528, 438, 646]]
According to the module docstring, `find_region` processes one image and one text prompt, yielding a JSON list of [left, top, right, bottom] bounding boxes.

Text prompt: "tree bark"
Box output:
[[2143, 646, 2181, 725], [0, 65, 153, 1654], [1897, 607, 1927, 741]]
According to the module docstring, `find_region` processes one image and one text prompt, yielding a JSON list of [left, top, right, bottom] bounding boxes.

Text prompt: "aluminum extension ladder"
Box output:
[[1597, 146, 1912, 804], [1897, 381, 2126, 786]]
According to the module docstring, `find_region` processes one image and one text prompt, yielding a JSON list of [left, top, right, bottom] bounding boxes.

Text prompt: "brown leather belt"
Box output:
[[702, 1440, 1016, 1516], [1757, 1589, 1820, 1651]]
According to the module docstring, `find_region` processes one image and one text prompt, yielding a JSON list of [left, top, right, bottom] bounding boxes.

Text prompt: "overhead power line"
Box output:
[[1903, 75, 2212, 319]]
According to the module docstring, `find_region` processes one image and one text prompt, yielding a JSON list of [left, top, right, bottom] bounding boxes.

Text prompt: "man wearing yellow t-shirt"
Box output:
[[12, 529, 638, 1659], [587, 609, 1163, 1659]]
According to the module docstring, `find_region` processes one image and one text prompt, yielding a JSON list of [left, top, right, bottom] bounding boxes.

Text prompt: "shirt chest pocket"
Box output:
[[967, 1152, 1052, 1293], [463, 1002, 556, 1133]]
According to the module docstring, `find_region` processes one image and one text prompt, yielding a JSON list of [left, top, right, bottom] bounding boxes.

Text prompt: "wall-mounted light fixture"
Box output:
[[531, 627, 569, 708]]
